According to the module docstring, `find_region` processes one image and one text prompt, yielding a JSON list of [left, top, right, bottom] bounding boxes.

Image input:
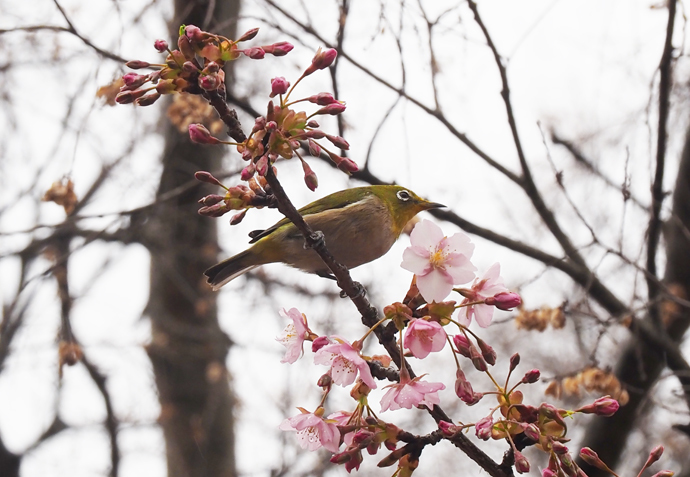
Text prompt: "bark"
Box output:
[[144, 1, 240, 476], [579, 126, 690, 475]]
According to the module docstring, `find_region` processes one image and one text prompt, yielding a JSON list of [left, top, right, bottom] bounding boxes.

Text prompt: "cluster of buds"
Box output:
[[116, 25, 293, 106], [194, 171, 276, 224], [187, 47, 355, 194]]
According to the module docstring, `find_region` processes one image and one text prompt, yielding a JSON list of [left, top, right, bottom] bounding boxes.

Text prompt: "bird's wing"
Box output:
[[247, 189, 367, 244]]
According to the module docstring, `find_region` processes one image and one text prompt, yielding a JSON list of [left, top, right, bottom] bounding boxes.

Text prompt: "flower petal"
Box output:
[[416, 269, 454, 302]]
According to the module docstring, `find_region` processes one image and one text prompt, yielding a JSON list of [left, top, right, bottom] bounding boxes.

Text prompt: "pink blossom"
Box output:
[[276, 308, 309, 364], [401, 219, 476, 303], [457, 263, 508, 328], [404, 319, 446, 359], [279, 408, 341, 453], [270, 76, 290, 97], [380, 371, 445, 412], [576, 395, 619, 417], [485, 291, 522, 311], [314, 338, 376, 389], [327, 411, 363, 446]]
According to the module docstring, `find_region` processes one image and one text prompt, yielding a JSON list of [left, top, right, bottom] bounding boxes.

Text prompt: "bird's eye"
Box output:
[[397, 190, 411, 201]]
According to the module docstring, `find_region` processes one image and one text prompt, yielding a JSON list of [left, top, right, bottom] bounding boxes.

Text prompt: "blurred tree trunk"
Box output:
[[580, 127, 690, 475], [145, 1, 240, 476]]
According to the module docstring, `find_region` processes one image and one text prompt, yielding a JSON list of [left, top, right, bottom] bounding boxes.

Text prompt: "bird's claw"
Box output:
[[340, 281, 366, 299], [304, 230, 325, 250]]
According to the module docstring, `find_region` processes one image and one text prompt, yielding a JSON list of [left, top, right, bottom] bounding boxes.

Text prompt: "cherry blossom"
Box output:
[[401, 219, 476, 303], [279, 407, 341, 453], [404, 318, 447, 359], [380, 370, 445, 412], [314, 337, 376, 389], [276, 308, 309, 364], [457, 262, 509, 328]]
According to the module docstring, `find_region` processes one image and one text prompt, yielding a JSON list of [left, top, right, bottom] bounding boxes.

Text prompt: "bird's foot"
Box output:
[[340, 281, 366, 299], [317, 270, 337, 281], [304, 230, 325, 250]]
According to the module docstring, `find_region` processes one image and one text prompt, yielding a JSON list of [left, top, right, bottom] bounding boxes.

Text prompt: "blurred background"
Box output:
[[1, 0, 689, 476]]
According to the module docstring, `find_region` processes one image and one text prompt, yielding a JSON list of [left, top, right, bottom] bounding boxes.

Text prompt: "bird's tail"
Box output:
[[205, 250, 259, 291]]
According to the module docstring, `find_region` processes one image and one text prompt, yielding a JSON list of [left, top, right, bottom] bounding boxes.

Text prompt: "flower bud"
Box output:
[[521, 369, 541, 384], [252, 116, 267, 133], [154, 39, 169, 52], [244, 47, 265, 59], [455, 369, 475, 403], [308, 92, 338, 105], [576, 396, 619, 417], [270, 76, 289, 97], [136, 92, 161, 106], [122, 73, 148, 90], [485, 292, 522, 310], [256, 156, 269, 176], [523, 423, 540, 442], [237, 27, 259, 42], [194, 171, 224, 187], [199, 74, 221, 91], [469, 345, 487, 372], [307, 120, 320, 128], [514, 450, 530, 474], [204, 62, 220, 74], [189, 124, 221, 145], [177, 35, 195, 60], [542, 470, 558, 477], [475, 416, 493, 440], [184, 24, 204, 42], [308, 139, 322, 157], [337, 158, 358, 173], [240, 163, 256, 181], [316, 102, 347, 115], [326, 134, 350, 150], [263, 41, 294, 56], [317, 373, 332, 387], [476, 338, 496, 366], [645, 445, 664, 467], [453, 334, 472, 357], [198, 202, 227, 217], [265, 121, 277, 132], [301, 161, 318, 191], [312, 336, 330, 352], [551, 441, 568, 455], [115, 88, 148, 104], [509, 353, 521, 371], [438, 420, 459, 436], [579, 447, 609, 471], [198, 194, 225, 206], [125, 60, 151, 69], [306, 47, 337, 74], [182, 61, 198, 73], [229, 209, 247, 225]]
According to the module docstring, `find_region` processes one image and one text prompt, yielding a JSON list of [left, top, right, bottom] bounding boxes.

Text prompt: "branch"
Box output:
[[647, 0, 678, 316]]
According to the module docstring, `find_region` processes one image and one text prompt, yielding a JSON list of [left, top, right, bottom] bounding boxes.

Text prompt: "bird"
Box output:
[[204, 185, 444, 290]]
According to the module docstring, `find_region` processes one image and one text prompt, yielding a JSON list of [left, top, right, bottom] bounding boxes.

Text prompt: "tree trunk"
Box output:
[[145, 1, 240, 476]]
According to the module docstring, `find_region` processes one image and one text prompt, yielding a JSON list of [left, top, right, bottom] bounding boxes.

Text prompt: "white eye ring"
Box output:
[[397, 190, 411, 201]]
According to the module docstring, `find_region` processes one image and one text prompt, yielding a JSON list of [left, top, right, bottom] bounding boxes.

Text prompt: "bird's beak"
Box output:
[[422, 200, 445, 210]]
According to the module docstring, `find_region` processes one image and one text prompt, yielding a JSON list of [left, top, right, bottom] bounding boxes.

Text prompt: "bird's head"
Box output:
[[372, 185, 445, 234]]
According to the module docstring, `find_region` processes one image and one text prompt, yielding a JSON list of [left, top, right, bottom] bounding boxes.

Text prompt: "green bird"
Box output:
[[205, 185, 444, 290]]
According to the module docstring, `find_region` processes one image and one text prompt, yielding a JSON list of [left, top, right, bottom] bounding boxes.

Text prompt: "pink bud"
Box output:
[[523, 423, 540, 442], [198, 203, 228, 217], [474, 416, 493, 440], [265, 121, 277, 131], [256, 156, 269, 176], [125, 60, 151, 69], [252, 116, 267, 133], [229, 209, 247, 225], [509, 353, 521, 371], [263, 41, 294, 56], [306, 129, 326, 139], [309, 48, 337, 72], [514, 450, 530, 474], [326, 134, 350, 150], [476, 338, 496, 366], [337, 158, 358, 173], [469, 345, 487, 372], [317, 373, 332, 387], [316, 102, 347, 115], [438, 420, 459, 436], [453, 334, 472, 357], [485, 292, 522, 311], [189, 124, 221, 145], [122, 73, 148, 89], [301, 161, 318, 191], [307, 120, 320, 128], [312, 336, 330, 352], [270, 77, 290, 97], [184, 25, 204, 42], [308, 139, 321, 157], [521, 369, 541, 384], [244, 47, 265, 59], [580, 447, 609, 471], [455, 369, 475, 402], [198, 194, 225, 206], [153, 39, 168, 52], [136, 92, 161, 106], [308, 92, 338, 105], [646, 445, 664, 465], [199, 74, 221, 91], [240, 163, 256, 181], [576, 396, 620, 417], [194, 171, 224, 186], [204, 62, 220, 74], [551, 441, 568, 455], [542, 470, 558, 477], [182, 61, 198, 73], [115, 88, 148, 104], [237, 28, 259, 42]]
